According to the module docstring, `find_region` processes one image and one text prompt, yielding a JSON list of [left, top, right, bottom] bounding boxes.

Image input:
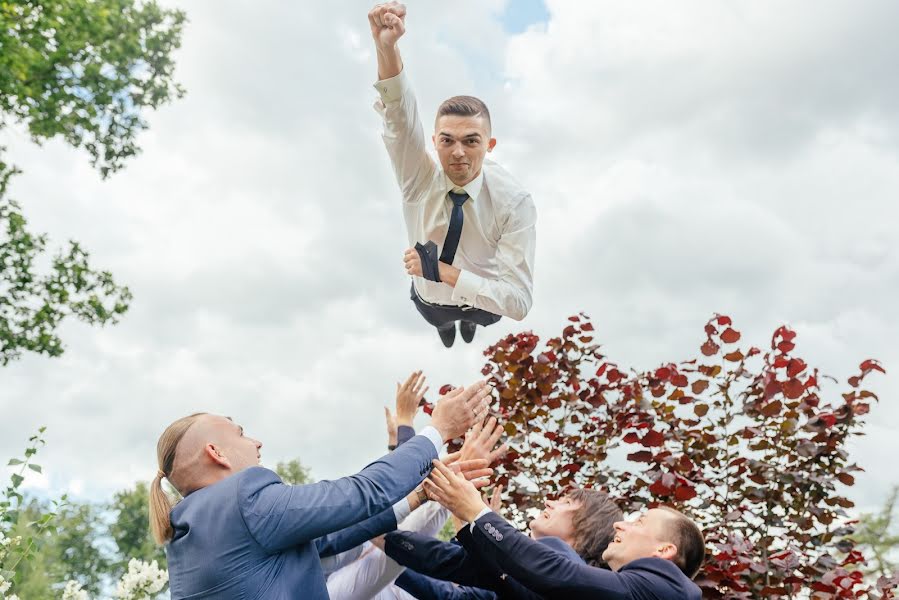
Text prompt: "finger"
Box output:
[[422, 479, 444, 501], [432, 458, 460, 483], [452, 458, 489, 474], [461, 467, 493, 481], [392, 14, 406, 36], [469, 417, 484, 440], [402, 371, 417, 391], [412, 372, 425, 395], [486, 418, 503, 446], [418, 386, 430, 401], [441, 451, 460, 465], [471, 477, 492, 490], [429, 460, 453, 486], [489, 443, 509, 463]]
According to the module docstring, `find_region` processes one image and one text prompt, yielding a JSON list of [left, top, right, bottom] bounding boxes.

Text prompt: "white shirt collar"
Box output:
[[444, 168, 484, 202]]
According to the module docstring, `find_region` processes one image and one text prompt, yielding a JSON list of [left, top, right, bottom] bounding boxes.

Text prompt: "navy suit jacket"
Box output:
[[386, 526, 583, 599], [395, 569, 496, 599], [166, 434, 438, 599], [467, 512, 702, 600]]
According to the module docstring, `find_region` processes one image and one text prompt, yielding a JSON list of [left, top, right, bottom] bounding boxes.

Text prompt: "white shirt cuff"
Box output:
[[373, 69, 409, 103], [418, 425, 444, 454], [468, 508, 494, 532], [452, 269, 483, 306], [393, 497, 413, 524]]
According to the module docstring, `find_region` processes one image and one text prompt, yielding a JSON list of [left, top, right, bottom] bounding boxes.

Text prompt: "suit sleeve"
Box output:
[[315, 506, 397, 557], [394, 570, 497, 600], [469, 512, 630, 600], [239, 435, 437, 553], [384, 530, 501, 589]]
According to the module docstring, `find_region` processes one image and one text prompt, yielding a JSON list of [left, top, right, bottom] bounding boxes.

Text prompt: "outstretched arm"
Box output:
[[369, 2, 405, 80]]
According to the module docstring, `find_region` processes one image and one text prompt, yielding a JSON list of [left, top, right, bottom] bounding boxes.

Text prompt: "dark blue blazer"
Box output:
[[166, 434, 438, 599], [385, 525, 583, 599], [395, 568, 497, 599], [467, 512, 702, 600]]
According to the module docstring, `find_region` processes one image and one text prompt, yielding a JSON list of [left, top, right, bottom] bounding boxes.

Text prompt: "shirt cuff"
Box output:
[[452, 269, 483, 306], [468, 508, 494, 532], [373, 69, 409, 103], [393, 497, 413, 524], [418, 425, 444, 454]]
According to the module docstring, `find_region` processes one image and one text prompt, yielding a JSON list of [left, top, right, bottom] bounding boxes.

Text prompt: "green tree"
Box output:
[[852, 485, 899, 579], [275, 459, 313, 485], [11, 499, 109, 597], [0, 0, 186, 365], [108, 481, 166, 577]]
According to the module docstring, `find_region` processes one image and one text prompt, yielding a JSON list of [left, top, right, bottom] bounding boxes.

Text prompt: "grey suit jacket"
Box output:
[[166, 434, 438, 599]]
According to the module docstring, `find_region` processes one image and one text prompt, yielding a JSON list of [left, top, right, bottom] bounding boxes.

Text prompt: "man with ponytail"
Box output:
[[152, 380, 492, 599]]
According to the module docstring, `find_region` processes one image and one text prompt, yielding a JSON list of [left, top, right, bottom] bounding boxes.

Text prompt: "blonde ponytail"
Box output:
[[150, 413, 206, 545]]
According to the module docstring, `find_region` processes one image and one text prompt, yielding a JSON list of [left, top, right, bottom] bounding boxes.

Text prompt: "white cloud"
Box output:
[[1, 0, 896, 520]]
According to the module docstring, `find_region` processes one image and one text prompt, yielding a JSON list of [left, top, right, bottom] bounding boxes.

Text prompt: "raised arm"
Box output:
[[240, 382, 492, 553], [369, 2, 436, 201]]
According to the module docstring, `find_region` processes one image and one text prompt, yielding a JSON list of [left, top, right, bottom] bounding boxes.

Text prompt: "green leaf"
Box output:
[[7, 458, 23, 465], [27, 463, 41, 473]]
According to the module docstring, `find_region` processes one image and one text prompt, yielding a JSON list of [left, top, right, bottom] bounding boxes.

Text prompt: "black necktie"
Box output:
[[440, 191, 469, 265]]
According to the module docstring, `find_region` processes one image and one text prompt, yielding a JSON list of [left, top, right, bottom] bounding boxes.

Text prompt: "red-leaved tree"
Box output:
[[481, 314, 896, 599]]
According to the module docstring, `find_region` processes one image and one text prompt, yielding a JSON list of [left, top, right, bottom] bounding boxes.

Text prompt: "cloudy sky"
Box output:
[[3, 0, 897, 515]]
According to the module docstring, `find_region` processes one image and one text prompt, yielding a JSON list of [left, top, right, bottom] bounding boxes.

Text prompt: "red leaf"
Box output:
[[777, 341, 795, 353], [641, 430, 665, 447], [694, 404, 709, 417], [654, 367, 672, 381], [649, 478, 672, 496], [761, 400, 783, 417], [720, 328, 741, 343], [581, 322, 595, 331], [562, 463, 582, 473], [623, 432, 640, 444], [627, 451, 654, 463], [675, 484, 698, 501], [837, 472, 855, 486], [439, 384, 455, 395], [724, 350, 744, 362], [783, 379, 804, 399], [568, 315, 580, 322], [701, 340, 719, 356], [860, 359, 886, 374], [691, 380, 710, 394], [671, 374, 689, 387], [716, 315, 733, 326], [595, 363, 607, 377], [787, 359, 807, 377]]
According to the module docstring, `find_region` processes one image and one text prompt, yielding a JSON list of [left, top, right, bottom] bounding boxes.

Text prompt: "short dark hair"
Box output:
[[436, 95, 492, 130], [659, 507, 705, 579], [567, 489, 623, 567]]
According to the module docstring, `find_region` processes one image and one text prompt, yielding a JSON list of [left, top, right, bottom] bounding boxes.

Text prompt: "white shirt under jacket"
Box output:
[[373, 70, 537, 321]]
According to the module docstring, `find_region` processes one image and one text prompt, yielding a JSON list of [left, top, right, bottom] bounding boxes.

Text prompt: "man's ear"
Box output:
[[432, 133, 437, 148], [487, 138, 497, 152], [204, 443, 231, 469], [656, 542, 678, 562]]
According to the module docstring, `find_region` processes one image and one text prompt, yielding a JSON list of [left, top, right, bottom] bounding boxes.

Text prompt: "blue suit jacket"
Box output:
[[467, 512, 702, 600], [166, 434, 438, 599], [386, 526, 583, 599]]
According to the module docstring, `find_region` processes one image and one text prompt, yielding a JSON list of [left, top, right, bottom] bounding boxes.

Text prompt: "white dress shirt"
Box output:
[[326, 502, 450, 600], [374, 70, 537, 321]]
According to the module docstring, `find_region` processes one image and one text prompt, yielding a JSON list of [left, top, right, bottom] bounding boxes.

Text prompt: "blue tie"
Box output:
[[439, 191, 469, 265]]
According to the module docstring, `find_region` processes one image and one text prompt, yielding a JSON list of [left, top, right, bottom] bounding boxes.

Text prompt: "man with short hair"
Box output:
[[425, 460, 705, 599], [370, 2, 537, 348], [152, 382, 492, 599]]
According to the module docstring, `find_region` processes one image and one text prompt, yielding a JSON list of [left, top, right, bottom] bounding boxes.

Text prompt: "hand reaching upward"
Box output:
[[368, 2, 406, 48]]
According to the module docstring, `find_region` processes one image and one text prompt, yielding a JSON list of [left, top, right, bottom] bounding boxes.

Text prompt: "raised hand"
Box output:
[[424, 460, 491, 523], [395, 370, 428, 426], [430, 381, 491, 442], [368, 2, 406, 48], [460, 416, 508, 466]]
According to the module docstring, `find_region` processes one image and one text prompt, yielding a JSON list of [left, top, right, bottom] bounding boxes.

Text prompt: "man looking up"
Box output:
[[425, 460, 705, 599], [370, 2, 537, 348], [150, 382, 491, 599]]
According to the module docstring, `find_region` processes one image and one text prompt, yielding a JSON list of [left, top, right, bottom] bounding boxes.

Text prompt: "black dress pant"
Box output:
[[410, 284, 501, 330]]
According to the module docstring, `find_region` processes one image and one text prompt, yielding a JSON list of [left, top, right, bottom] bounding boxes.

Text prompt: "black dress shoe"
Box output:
[[438, 324, 456, 348], [460, 320, 477, 343]]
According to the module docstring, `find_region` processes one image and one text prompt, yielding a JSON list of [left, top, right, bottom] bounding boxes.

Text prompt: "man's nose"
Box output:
[[452, 145, 465, 156], [613, 520, 625, 531]]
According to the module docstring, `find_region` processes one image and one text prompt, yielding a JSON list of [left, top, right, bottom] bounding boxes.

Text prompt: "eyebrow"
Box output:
[[438, 132, 482, 140]]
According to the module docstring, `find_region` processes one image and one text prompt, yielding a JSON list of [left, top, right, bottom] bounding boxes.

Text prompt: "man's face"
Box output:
[[211, 416, 263, 473], [433, 114, 496, 186], [529, 496, 581, 543], [602, 509, 676, 571]]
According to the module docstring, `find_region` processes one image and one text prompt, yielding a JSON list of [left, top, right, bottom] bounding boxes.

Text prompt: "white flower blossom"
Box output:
[[114, 558, 168, 600], [61, 580, 90, 600]]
